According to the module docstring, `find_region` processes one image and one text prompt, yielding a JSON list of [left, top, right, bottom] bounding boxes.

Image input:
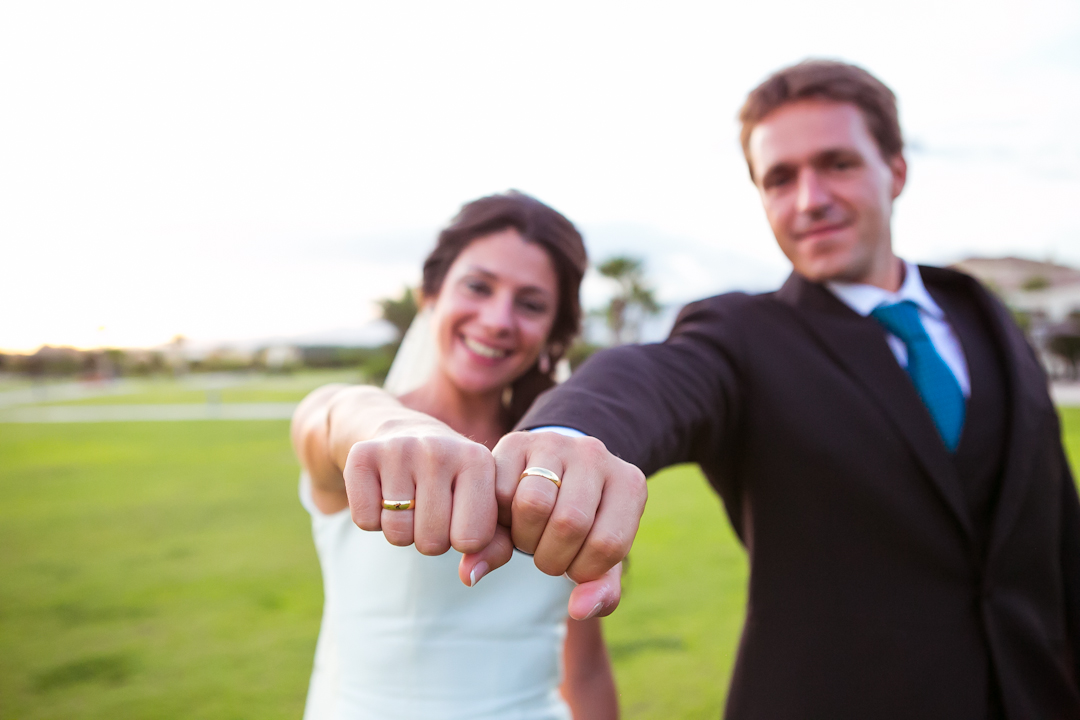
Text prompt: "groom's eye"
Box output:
[[517, 297, 548, 315], [464, 279, 492, 296]]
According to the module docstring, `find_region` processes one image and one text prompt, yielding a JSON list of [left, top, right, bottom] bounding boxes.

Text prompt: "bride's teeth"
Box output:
[[463, 337, 507, 359]]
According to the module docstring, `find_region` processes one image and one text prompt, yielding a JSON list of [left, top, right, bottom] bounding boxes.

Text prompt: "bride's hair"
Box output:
[[421, 190, 588, 426]]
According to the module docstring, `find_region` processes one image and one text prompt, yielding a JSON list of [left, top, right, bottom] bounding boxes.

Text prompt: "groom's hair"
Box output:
[[738, 59, 903, 181], [421, 190, 588, 423]]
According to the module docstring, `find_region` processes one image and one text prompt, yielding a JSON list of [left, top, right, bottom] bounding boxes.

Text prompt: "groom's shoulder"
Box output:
[[673, 289, 785, 332]]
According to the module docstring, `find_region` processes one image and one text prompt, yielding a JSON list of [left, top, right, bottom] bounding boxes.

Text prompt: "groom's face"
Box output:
[[748, 99, 907, 285]]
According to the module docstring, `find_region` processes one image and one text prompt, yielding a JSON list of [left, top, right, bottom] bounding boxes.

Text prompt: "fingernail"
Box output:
[[583, 601, 604, 620], [469, 561, 489, 587]]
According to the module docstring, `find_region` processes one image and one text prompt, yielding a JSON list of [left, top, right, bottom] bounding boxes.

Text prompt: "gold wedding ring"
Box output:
[[519, 466, 562, 489], [381, 499, 414, 511]]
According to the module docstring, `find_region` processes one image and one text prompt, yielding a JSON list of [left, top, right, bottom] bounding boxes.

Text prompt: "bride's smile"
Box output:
[[429, 227, 558, 397]]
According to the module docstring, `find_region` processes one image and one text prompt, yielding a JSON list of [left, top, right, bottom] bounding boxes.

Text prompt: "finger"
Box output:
[[448, 445, 497, 554], [565, 460, 647, 583], [492, 432, 531, 527], [379, 448, 417, 547], [412, 446, 452, 556], [343, 442, 383, 531], [567, 562, 623, 620], [531, 459, 602, 576], [458, 524, 514, 587], [510, 452, 565, 555]]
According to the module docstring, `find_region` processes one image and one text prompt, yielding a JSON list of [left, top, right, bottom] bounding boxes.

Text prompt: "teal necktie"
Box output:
[[870, 300, 966, 452]]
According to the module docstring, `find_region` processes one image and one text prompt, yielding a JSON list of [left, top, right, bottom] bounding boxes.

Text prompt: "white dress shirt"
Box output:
[[827, 261, 970, 397]]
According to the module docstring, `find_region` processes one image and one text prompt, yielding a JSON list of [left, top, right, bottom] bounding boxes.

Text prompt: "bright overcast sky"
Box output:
[[2, 1, 1078, 352]]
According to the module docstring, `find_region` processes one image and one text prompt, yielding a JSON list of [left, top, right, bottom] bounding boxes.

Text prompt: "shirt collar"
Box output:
[[826, 261, 945, 319]]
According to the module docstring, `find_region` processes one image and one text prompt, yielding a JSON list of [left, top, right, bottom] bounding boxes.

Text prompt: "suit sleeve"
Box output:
[[1059, 440, 1080, 686], [518, 294, 746, 477]]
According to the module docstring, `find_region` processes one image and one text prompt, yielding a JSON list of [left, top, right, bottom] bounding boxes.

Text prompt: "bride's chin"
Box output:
[[445, 371, 509, 398]]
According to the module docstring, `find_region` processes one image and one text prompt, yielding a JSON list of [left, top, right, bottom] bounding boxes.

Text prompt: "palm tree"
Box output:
[[378, 288, 418, 351], [597, 256, 660, 345]]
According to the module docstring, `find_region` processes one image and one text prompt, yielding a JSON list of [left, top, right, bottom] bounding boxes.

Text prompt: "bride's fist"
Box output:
[[343, 434, 498, 556]]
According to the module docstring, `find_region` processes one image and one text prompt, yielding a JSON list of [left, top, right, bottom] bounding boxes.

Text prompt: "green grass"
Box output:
[[1, 410, 1078, 719], [0, 422, 320, 720], [604, 465, 743, 718]]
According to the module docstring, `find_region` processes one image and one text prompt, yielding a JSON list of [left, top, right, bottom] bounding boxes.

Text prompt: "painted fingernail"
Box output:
[[583, 601, 604, 620], [469, 561, 490, 587]]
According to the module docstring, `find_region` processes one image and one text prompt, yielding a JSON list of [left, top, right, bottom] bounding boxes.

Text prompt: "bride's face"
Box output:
[[429, 227, 559, 396]]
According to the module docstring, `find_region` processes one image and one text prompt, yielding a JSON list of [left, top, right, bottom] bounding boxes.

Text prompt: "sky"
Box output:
[[2, 0, 1078, 352]]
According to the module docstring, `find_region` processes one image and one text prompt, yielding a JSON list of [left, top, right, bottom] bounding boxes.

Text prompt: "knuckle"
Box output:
[[588, 531, 629, 566], [534, 555, 568, 577], [345, 441, 375, 469], [513, 486, 555, 518], [462, 442, 492, 468], [452, 535, 487, 554], [579, 435, 607, 457], [384, 532, 414, 548], [350, 508, 378, 532], [547, 508, 591, 540], [394, 436, 420, 457], [415, 538, 451, 556]]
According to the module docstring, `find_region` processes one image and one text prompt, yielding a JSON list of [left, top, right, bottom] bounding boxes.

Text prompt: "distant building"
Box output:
[[952, 256, 1080, 378], [262, 344, 302, 370], [951, 257, 1080, 295]]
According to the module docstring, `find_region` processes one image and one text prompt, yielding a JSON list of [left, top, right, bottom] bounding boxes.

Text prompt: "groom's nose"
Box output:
[[795, 167, 831, 215]]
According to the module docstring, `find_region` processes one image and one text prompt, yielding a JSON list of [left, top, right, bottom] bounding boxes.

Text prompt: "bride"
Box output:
[[291, 191, 618, 719]]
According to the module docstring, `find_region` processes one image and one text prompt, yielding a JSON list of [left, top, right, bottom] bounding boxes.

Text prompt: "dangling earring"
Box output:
[[501, 385, 513, 408], [538, 349, 551, 375]]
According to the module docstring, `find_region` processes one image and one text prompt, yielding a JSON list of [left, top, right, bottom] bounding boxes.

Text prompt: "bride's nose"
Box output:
[[478, 293, 515, 334]]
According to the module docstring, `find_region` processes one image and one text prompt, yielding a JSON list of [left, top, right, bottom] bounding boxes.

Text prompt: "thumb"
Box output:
[[459, 524, 514, 587], [567, 562, 623, 620]]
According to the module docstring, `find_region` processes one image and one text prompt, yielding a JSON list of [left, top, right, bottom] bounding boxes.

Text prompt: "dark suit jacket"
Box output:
[[521, 267, 1080, 719]]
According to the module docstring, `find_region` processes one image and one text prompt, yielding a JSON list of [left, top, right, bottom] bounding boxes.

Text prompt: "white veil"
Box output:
[[382, 307, 437, 396]]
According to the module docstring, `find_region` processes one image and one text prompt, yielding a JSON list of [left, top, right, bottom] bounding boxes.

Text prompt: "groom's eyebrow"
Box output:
[[465, 266, 498, 279]]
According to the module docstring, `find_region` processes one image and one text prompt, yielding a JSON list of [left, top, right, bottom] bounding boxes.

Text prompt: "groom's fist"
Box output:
[[491, 431, 647, 585]]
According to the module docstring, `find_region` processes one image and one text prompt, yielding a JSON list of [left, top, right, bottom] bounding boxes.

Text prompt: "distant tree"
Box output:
[[1049, 332, 1080, 380], [1022, 275, 1051, 291], [378, 288, 419, 348], [597, 256, 660, 345], [1011, 310, 1032, 336]]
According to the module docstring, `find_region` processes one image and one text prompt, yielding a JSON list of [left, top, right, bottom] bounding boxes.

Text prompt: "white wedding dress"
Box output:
[[301, 309, 575, 720]]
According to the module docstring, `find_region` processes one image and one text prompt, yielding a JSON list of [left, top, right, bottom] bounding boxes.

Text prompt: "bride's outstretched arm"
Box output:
[[561, 616, 619, 720]]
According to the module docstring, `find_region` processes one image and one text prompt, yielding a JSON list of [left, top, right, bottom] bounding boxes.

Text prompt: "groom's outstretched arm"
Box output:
[[464, 295, 745, 616]]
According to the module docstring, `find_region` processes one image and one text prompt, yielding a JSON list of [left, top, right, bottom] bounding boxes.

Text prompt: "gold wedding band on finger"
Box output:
[[519, 466, 562, 489], [381, 499, 415, 511]]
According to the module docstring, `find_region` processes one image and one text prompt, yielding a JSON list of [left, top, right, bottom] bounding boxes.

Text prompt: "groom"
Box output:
[[468, 60, 1080, 718]]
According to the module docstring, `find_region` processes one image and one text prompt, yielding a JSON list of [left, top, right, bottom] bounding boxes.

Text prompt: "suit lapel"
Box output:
[[922, 267, 1054, 563], [776, 272, 975, 542]]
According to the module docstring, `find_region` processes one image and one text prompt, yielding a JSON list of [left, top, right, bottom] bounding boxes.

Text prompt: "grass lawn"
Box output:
[[1, 409, 1078, 719]]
